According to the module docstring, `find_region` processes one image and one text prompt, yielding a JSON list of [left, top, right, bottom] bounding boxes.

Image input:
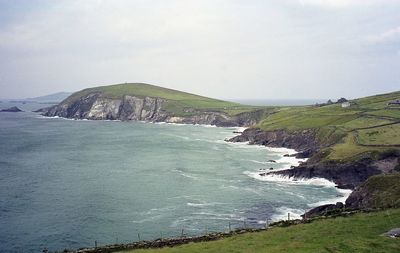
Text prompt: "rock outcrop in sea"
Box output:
[[0, 106, 22, 112], [0, 106, 23, 112]]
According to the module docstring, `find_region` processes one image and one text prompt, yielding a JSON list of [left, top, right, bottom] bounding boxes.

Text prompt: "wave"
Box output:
[[191, 212, 243, 221], [187, 201, 225, 207], [37, 115, 121, 122], [130, 206, 177, 224], [224, 141, 271, 150], [155, 121, 218, 128], [233, 127, 247, 133], [130, 215, 165, 224], [276, 156, 307, 166], [308, 188, 352, 207], [246, 159, 273, 165], [243, 171, 337, 187], [271, 206, 305, 221], [219, 184, 264, 196], [172, 168, 200, 180], [162, 133, 191, 141], [264, 146, 298, 155]]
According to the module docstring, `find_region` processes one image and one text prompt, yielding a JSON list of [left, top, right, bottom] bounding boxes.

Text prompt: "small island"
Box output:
[[0, 106, 23, 112]]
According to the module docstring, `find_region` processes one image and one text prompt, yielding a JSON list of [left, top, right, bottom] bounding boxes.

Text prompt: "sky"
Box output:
[[0, 0, 399, 100]]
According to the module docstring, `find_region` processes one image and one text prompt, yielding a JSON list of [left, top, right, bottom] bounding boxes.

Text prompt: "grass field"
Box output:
[[254, 91, 400, 161], [117, 209, 400, 253], [357, 124, 400, 146]]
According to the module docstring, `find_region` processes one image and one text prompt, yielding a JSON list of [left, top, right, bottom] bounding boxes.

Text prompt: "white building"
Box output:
[[341, 102, 351, 108]]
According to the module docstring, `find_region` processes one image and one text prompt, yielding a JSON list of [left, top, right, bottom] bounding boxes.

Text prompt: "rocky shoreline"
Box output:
[[38, 95, 399, 249], [228, 128, 399, 190], [228, 127, 400, 218], [39, 93, 264, 127]]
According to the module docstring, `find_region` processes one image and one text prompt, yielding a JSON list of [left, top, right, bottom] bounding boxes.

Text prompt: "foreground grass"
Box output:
[[117, 209, 400, 253]]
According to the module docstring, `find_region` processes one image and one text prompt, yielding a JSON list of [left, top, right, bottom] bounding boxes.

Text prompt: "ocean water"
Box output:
[[0, 102, 348, 252]]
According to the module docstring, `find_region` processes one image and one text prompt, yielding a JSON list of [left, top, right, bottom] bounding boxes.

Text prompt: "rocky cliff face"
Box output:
[[43, 93, 166, 121], [271, 159, 383, 189], [229, 128, 400, 189], [42, 93, 259, 127], [273, 153, 399, 189], [229, 128, 320, 153], [345, 173, 400, 209]]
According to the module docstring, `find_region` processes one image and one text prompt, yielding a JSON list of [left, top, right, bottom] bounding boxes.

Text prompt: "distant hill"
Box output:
[[26, 92, 72, 103], [41, 83, 266, 126]]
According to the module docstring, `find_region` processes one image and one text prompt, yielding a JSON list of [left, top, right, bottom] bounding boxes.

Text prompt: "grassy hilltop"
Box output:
[[254, 91, 400, 161], [63, 83, 263, 117]]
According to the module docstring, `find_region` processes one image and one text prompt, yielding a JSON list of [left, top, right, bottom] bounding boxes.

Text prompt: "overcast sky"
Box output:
[[0, 0, 399, 99]]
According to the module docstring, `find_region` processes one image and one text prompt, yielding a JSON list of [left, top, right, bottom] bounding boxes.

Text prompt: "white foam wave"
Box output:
[[224, 141, 269, 150], [37, 115, 121, 121], [247, 159, 271, 165], [194, 124, 217, 128], [264, 146, 298, 155], [162, 134, 191, 141], [219, 184, 264, 196], [276, 156, 307, 167], [155, 121, 217, 128], [308, 188, 352, 207], [130, 215, 164, 224], [172, 168, 200, 180], [192, 212, 242, 221], [187, 202, 225, 207], [131, 206, 176, 223], [155, 122, 187, 126], [233, 127, 247, 133], [243, 171, 337, 187], [271, 206, 305, 221]]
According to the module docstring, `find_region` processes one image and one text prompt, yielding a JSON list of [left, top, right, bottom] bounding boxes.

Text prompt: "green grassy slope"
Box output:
[[350, 173, 400, 208], [255, 91, 400, 161], [63, 83, 263, 116], [118, 209, 400, 253]]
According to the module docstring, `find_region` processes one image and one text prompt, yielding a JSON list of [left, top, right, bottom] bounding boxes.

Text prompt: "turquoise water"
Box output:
[[0, 102, 346, 252]]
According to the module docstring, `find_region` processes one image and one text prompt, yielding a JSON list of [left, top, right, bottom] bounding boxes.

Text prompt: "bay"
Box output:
[[0, 102, 346, 252]]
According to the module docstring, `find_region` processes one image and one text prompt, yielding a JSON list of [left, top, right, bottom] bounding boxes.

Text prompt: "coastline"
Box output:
[[36, 113, 355, 251], [39, 113, 352, 216]]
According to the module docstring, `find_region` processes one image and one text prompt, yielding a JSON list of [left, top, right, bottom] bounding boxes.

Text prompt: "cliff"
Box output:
[[228, 127, 320, 154], [271, 156, 398, 189], [43, 93, 166, 121], [229, 127, 400, 189], [345, 173, 400, 209], [228, 90, 400, 190], [40, 83, 267, 127]]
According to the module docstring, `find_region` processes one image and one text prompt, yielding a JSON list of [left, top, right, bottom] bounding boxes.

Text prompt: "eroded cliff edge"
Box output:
[[40, 92, 264, 127], [229, 127, 400, 189]]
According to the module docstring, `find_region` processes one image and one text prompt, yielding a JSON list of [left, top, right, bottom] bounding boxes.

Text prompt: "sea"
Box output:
[[0, 102, 350, 252]]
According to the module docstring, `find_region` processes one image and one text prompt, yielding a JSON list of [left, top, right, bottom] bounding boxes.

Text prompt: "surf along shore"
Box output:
[[39, 84, 399, 252], [40, 120, 353, 253]]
